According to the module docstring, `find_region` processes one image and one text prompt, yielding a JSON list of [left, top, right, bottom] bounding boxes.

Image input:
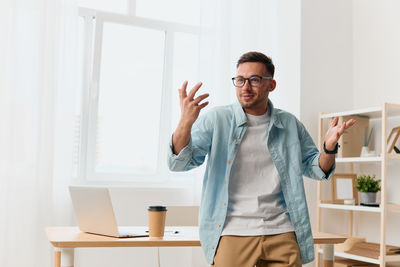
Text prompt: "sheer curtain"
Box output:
[[199, 0, 300, 114], [0, 0, 79, 266], [199, 0, 281, 107]]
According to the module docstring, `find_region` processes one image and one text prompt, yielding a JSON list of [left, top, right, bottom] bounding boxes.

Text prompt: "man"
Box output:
[[168, 51, 355, 267]]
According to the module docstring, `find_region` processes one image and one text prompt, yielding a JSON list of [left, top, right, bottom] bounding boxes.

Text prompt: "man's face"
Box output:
[[235, 62, 276, 115]]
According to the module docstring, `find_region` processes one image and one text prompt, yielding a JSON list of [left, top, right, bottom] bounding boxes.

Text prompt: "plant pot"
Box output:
[[360, 146, 369, 157], [360, 192, 376, 204]]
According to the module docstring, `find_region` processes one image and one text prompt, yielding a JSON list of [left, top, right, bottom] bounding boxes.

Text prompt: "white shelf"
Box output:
[[319, 203, 381, 212], [336, 157, 382, 163], [335, 251, 381, 264], [318, 249, 381, 264], [335, 155, 400, 163], [318, 249, 400, 264], [320, 106, 383, 119], [320, 103, 400, 119], [319, 203, 400, 212]]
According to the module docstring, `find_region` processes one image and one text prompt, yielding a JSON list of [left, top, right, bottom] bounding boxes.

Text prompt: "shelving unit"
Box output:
[[316, 103, 400, 267]]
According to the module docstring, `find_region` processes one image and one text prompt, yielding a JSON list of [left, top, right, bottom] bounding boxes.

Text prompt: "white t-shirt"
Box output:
[[221, 111, 294, 236]]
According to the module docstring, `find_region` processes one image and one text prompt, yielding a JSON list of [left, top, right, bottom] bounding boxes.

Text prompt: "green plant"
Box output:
[[355, 174, 381, 193]]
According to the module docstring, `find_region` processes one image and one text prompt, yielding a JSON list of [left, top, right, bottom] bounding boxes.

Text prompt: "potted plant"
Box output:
[[355, 174, 381, 204]]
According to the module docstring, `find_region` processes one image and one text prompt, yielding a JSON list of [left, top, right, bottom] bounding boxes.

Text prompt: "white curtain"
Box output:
[[0, 0, 79, 266], [199, 0, 300, 115], [199, 0, 281, 108]]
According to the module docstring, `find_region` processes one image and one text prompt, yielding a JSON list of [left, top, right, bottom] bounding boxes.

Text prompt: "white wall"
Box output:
[[301, 0, 354, 240], [352, 0, 400, 108], [302, 1, 400, 266], [351, 0, 400, 246]]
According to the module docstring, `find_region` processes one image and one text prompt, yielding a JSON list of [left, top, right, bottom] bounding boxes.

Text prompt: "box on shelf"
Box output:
[[335, 115, 370, 158]]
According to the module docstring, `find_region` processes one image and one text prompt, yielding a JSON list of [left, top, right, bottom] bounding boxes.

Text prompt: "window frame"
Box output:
[[77, 7, 200, 183]]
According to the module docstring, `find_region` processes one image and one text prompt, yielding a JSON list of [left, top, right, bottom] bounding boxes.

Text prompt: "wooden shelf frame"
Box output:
[[316, 102, 400, 267]]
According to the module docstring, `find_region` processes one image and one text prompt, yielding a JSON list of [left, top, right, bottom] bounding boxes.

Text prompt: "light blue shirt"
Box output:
[[167, 100, 335, 265]]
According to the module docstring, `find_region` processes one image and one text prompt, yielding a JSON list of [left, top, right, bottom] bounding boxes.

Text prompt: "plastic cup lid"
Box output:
[[148, 206, 167, 211]]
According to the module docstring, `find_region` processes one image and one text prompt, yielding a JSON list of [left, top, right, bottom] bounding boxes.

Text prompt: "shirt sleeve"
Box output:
[[308, 152, 336, 180], [167, 114, 213, 172], [167, 136, 194, 171]]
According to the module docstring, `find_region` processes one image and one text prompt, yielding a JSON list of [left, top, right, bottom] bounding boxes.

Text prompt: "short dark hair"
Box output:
[[236, 51, 275, 77]]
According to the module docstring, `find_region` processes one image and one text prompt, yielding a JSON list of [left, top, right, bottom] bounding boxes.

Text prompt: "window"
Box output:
[[76, 2, 200, 182], [136, 0, 200, 25], [96, 22, 165, 175]]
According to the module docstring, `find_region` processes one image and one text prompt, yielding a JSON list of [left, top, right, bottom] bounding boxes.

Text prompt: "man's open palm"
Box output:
[[324, 117, 356, 150], [178, 81, 209, 127]]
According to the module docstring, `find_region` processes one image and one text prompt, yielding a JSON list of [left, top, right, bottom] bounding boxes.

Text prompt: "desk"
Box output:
[[46, 227, 346, 267]]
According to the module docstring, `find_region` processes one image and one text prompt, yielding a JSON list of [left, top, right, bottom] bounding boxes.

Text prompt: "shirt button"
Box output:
[[227, 160, 230, 164], [217, 224, 221, 227], [223, 202, 227, 206], [211, 246, 214, 249], [234, 140, 238, 145]]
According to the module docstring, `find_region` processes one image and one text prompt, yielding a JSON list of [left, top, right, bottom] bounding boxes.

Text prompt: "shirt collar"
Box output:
[[233, 99, 283, 129]]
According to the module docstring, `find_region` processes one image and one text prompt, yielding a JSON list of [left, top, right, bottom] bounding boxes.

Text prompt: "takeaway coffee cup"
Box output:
[[148, 206, 167, 237]]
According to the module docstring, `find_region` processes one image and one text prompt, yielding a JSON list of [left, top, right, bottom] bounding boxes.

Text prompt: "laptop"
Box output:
[[69, 186, 149, 238]]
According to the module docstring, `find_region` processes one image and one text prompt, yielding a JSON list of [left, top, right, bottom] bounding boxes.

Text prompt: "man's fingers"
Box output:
[[180, 81, 188, 99], [338, 122, 347, 135], [193, 93, 210, 105], [331, 117, 339, 127], [198, 101, 209, 109], [344, 119, 356, 129], [188, 82, 203, 100]]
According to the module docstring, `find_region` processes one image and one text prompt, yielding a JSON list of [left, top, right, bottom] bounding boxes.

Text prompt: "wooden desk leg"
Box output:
[[54, 248, 75, 267], [315, 244, 321, 267], [54, 248, 61, 267], [322, 244, 334, 267]]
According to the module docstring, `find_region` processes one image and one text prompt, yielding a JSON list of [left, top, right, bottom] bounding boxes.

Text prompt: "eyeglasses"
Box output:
[[231, 75, 273, 87]]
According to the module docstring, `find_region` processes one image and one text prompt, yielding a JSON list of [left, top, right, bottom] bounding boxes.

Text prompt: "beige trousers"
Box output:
[[211, 232, 302, 267]]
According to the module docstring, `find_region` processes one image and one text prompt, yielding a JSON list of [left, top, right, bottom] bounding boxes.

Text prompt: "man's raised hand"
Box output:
[[319, 117, 356, 173], [178, 81, 209, 128], [172, 81, 209, 155], [324, 117, 356, 150]]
